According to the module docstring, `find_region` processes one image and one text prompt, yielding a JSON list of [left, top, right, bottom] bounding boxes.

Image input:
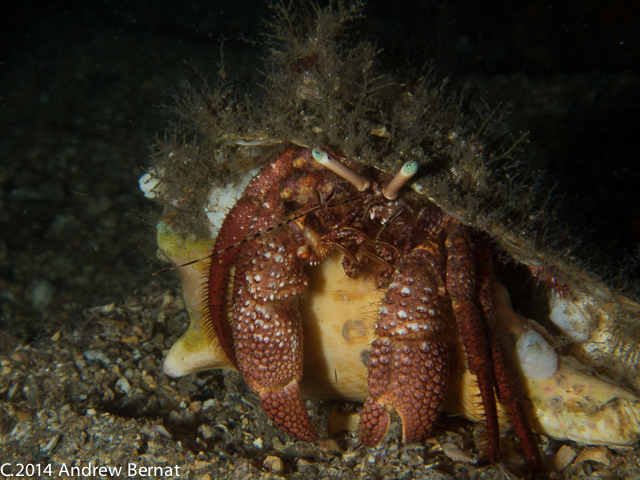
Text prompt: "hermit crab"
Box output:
[[139, 1, 640, 471]]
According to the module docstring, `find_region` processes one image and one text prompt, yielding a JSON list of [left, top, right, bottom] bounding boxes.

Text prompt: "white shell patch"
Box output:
[[204, 166, 261, 239], [548, 293, 591, 342], [516, 329, 558, 382]]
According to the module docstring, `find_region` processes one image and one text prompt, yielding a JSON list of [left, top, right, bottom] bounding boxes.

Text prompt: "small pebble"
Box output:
[[202, 399, 217, 410], [552, 445, 578, 472], [140, 424, 172, 439], [272, 436, 286, 453], [83, 349, 110, 366], [318, 439, 341, 455], [442, 442, 477, 465], [116, 377, 132, 395], [40, 434, 60, 454], [574, 445, 611, 466], [342, 451, 359, 464], [86, 303, 116, 314], [121, 335, 140, 346], [198, 424, 215, 440], [297, 458, 313, 473], [263, 456, 283, 474]]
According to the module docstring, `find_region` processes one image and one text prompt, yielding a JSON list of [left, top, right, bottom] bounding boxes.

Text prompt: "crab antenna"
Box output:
[[383, 160, 419, 200], [312, 147, 370, 191]]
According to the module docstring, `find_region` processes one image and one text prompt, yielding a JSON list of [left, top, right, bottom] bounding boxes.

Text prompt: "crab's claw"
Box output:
[[231, 230, 319, 442], [359, 257, 450, 446]]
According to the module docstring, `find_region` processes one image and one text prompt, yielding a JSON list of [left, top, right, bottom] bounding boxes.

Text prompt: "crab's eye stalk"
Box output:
[[383, 161, 419, 200], [311, 147, 325, 162], [312, 147, 369, 191]]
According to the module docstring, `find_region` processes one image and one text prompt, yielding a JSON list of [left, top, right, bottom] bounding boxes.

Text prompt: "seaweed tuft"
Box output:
[[149, 1, 549, 248], [148, 0, 640, 321]]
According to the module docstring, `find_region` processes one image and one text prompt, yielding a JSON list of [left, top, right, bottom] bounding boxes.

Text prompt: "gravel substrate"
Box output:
[[2, 1, 639, 479]]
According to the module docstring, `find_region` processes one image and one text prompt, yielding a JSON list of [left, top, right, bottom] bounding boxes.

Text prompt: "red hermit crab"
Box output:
[[140, 1, 640, 473], [195, 144, 541, 468]]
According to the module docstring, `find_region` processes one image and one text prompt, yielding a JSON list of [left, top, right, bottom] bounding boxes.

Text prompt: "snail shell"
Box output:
[[158, 221, 640, 446]]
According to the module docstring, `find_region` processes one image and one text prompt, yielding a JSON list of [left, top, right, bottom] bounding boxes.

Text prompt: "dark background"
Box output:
[[1, 0, 639, 339]]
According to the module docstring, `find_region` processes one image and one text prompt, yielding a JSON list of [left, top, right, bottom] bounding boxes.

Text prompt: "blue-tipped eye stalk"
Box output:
[[312, 147, 324, 161], [311, 147, 369, 191], [402, 161, 419, 175], [383, 160, 419, 200]]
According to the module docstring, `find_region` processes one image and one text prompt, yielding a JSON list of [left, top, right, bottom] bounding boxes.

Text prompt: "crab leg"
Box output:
[[445, 235, 501, 462], [231, 230, 319, 441], [205, 150, 296, 367], [475, 242, 542, 470], [446, 234, 542, 470], [359, 242, 450, 446], [204, 149, 318, 440]]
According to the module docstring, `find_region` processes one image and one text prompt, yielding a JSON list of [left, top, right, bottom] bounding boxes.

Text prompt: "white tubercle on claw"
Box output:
[[203, 167, 260, 239], [312, 147, 369, 191], [383, 161, 419, 200], [548, 293, 592, 342], [516, 329, 558, 381]]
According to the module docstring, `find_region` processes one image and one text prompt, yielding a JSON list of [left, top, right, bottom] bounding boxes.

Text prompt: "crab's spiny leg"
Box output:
[[203, 150, 297, 367], [375, 208, 403, 260], [491, 337, 542, 470], [445, 234, 500, 464], [359, 247, 449, 446], [356, 250, 392, 272], [475, 242, 542, 471], [312, 147, 370, 191], [326, 241, 358, 264], [365, 240, 400, 260], [338, 226, 370, 240], [231, 230, 319, 441], [383, 161, 419, 200]]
